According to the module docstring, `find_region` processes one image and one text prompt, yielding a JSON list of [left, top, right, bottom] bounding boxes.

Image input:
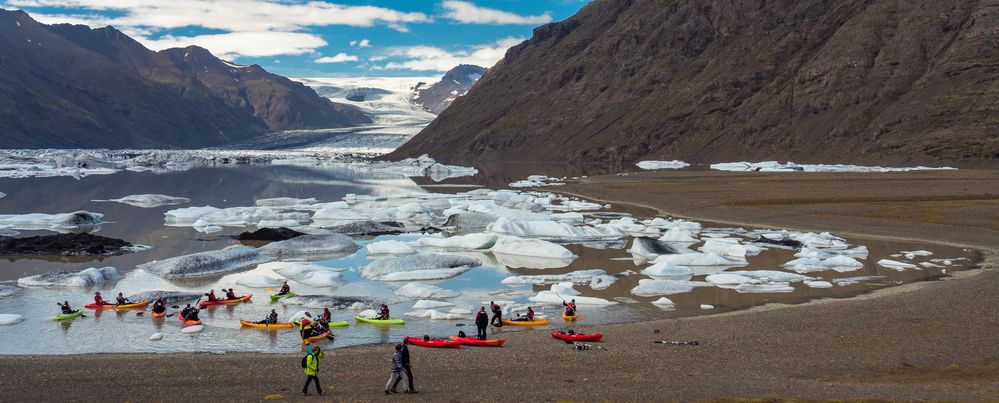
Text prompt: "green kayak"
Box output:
[[54, 310, 83, 321], [292, 320, 349, 328], [354, 316, 404, 325], [269, 292, 297, 302]]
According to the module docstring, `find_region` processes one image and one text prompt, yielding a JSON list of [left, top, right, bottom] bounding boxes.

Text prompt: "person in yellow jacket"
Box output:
[[302, 345, 325, 396]]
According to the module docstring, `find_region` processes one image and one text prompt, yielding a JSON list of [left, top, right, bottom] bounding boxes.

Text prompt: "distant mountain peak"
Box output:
[[412, 64, 486, 114]]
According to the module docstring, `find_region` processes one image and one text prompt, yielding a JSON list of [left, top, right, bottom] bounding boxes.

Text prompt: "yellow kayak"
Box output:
[[239, 320, 293, 329], [502, 318, 550, 326], [562, 313, 576, 321]]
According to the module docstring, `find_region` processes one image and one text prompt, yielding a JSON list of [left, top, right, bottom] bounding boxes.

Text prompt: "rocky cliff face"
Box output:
[[0, 10, 369, 148], [412, 64, 486, 114], [390, 0, 999, 167]]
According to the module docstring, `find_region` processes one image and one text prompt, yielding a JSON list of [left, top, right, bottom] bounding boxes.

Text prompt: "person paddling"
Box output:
[[277, 281, 291, 296], [563, 299, 577, 317], [475, 306, 489, 340], [57, 301, 75, 314], [115, 292, 130, 305], [300, 318, 316, 339], [320, 307, 332, 323], [375, 304, 390, 320], [302, 346, 325, 396], [490, 301, 503, 327], [225, 288, 239, 300], [259, 309, 278, 325], [94, 292, 110, 306], [180, 304, 200, 321], [152, 299, 166, 314], [206, 289, 219, 302]]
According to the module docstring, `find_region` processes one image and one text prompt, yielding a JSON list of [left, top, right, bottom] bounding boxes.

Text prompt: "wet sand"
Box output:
[[2, 169, 998, 402]]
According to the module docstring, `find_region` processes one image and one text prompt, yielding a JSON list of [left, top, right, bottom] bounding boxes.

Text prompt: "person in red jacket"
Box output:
[[563, 299, 577, 316], [225, 288, 238, 300], [474, 306, 489, 340], [321, 307, 331, 322], [207, 289, 219, 302], [94, 292, 109, 306]]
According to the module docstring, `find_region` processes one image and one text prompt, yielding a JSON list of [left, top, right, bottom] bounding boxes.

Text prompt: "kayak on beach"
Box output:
[[269, 292, 297, 302], [239, 320, 292, 329], [551, 330, 603, 342], [405, 336, 461, 349], [199, 294, 252, 308], [84, 301, 149, 310], [53, 310, 82, 321], [302, 331, 332, 344], [448, 336, 505, 347], [354, 316, 404, 325], [501, 318, 550, 326]]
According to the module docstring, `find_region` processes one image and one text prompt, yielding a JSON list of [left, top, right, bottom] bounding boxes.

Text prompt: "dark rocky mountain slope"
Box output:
[[413, 64, 486, 114], [0, 9, 369, 148], [390, 0, 999, 167]]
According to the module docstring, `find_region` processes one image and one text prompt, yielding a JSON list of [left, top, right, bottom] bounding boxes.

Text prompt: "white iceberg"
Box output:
[[149, 333, 163, 341], [726, 270, 813, 283], [492, 252, 575, 270], [257, 234, 358, 258], [486, 217, 622, 241], [95, 194, 190, 208], [361, 254, 479, 281], [0, 314, 23, 325], [804, 281, 833, 288], [734, 283, 795, 293], [181, 325, 204, 334], [412, 300, 456, 309], [630, 279, 711, 296], [394, 283, 460, 300], [629, 237, 689, 258], [659, 228, 699, 243], [272, 263, 347, 288], [235, 275, 285, 288], [529, 282, 616, 305], [653, 252, 747, 267], [877, 259, 917, 270], [138, 247, 271, 278], [501, 269, 608, 286], [0, 211, 103, 232], [255, 197, 318, 207], [700, 238, 759, 259], [164, 206, 309, 231], [490, 236, 576, 259], [704, 273, 753, 286], [410, 233, 498, 250], [901, 250, 933, 259], [651, 297, 675, 307], [18, 267, 120, 287], [641, 262, 694, 278], [636, 160, 689, 170], [366, 240, 417, 255]]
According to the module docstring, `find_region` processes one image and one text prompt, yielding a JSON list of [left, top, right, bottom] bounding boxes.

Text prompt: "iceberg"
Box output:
[[164, 206, 309, 231], [149, 333, 163, 341], [486, 217, 622, 241], [18, 267, 120, 287], [901, 250, 933, 259], [529, 282, 616, 305], [361, 254, 479, 281], [877, 259, 917, 270], [804, 281, 833, 288], [254, 197, 318, 207], [412, 300, 456, 309], [640, 262, 694, 278], [328, 220, 406, 236], [501, 269, 608, 286], [490, 236, 576, 259], [783, 255, 864, 273], [726, 270, 813, 283], [138, 247, 271, 278], [235, 275, 285, 288], [0, 211, 103, 233], [257, 234, 358, 258], [271, 263, 347, 288], [700, 238, 759, 259], [492, 253, 576, 270], [704, 273, 753, 286], [281, 295, 377, 309], [653, 252, 747, 267], [127, 291, 202, 305], [636, 160, 690, 170], [651, 297, 675, 307], [367, 240, 417, 255], [394, 283, 461, 300], [0, 314, 23, 325], [833, 276, 886, 286], [629, 237, 687, 258], [95, 194, 190, 208], [410, 233, 498, 250], [734, 283, 795, 293], [181, 325, 204, 334], [631, 279, 711, 296], [659, 228, 699, 243]]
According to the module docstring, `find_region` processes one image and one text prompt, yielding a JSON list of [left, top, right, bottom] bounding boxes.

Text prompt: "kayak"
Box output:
[[179, 315, 202, 326], [405, 336, 461, 349], [84, 301, 149, 310], [448, 336, 505, 347], [240, 320, 293, 329], [151, 310, 166, 318], [269, 292, 297, 302], [354, 316, 405, 325], [54, 310, 83, 321], [563, 313, 577, 321], [501, 318, 550, 326], [293, 320, 349, 328], [302, 331, 332, 344], [199, 294, 252, 308], [551, 331, 603, 342]]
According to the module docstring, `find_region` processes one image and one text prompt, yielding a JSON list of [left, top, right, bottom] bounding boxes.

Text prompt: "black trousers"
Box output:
[[392, 365, 414, 391], [476, 323, 488, 339], [491, 312, 502, 326], [303, 375, 322, 394]]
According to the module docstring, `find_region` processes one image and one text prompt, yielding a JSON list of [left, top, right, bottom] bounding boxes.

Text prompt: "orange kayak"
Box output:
[[303, 331, 332, 344], [84, 301, 149, 310], [448, 336, 505, 347], [151, 311, 166, 318], [199, 294, 252, 308]]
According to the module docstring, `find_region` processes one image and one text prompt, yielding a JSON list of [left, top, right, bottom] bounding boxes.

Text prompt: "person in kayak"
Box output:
[[475, 306, 489, 340], [490, 301, 503, 327], [180, 304, 200, 321], [258, 309, 279, 324], [375, 304, 390, 320], [277, 281, 291, 295], [152, 299, 166, 314], [300, 318, 316, 339], [514, 307, 535, 321], [225, 288, 239, 300], [320, 307, 331, 323], [392, 338, 416, 393], [563, 299, 577, 316], [385, 344, 410, 394], [302, 345, 325, 396], [94, 292, 110, 306], [206, 289, 219, 302], [115, 292, 130, 305], [57, 301, 75, 314]]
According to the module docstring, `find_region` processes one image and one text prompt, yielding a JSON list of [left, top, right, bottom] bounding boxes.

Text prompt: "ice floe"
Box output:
[[0, 285, 18, 299], [659, 228, 699, 243], [18, 267, 120, 287], [804, 281, 833, 288], [149, 333, 163, 341], [509, 175, 565, 188], [235, 275, 285, 288], [833, 276, 886, 286], [501, 269, 609, 287], [366, 240, 417, 255], [270, 263, 347, 288], [629, 237, 690, 259], [630, 279, 711, 296], [529, 282, 617, 305], [734, 283, 795, 293], [726, 270, 813, 283], [128, 291, 202, 305], [411, 233, 498, 250], [486, 217, 622, 242], [412, 300, 456, 309], [651, 297, 675, 307], [636, 160, 690, 170], [0, 211, 103, 233], [282, 295, 377, 309], [877, 259, 917, 270], [652, 252, 747, 267], [0, 314, 24, 325], [364, 154, 478, 182], [181, 325, 204, 334], [164, 206, 309, 232], [902, 250, 933, 259], [711, 161, 957, 173], [95, 194, 190, 208], [784, 255, 865, 273], [394, 283, 460, 300], [257, 234, 358, 258], [138, 247, 271, 278], [361, 254, 479, 281], [490, 236, 575, 259], [640, 262, 694, 278]]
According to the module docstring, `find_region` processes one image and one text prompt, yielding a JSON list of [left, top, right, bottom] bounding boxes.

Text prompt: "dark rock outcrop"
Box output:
[[0, 233, 135, 256], [237, 227, 305, 242], [390, 0, 999, 167]]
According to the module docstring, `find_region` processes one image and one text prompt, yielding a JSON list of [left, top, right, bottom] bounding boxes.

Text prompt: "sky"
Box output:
[[3, 0, 592, 77]]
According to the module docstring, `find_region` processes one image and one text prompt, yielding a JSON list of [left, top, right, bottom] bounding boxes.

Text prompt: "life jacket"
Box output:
[[94, 295, 104, 305]]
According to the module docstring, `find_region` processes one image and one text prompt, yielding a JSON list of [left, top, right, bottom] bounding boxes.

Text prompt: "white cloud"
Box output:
[[349, 40, 358, 47], [315, 52, 359, 64], [378, 37, 522, 72], [357, 38, 371, 48], [441, 1, 551, 25], [140, 31, 327, 59]]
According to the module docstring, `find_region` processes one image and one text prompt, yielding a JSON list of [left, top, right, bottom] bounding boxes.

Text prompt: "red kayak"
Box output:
[[151, 311, 166, 319], [179, 315, 202, 326], [448, 336, 505, 347], [199, 294, 251, 308], [551, 331, 603, 342], [404, 336, 461, 349]]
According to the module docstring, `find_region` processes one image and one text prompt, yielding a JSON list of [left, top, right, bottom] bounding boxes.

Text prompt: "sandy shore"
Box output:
[[2, 170, 997, 402]]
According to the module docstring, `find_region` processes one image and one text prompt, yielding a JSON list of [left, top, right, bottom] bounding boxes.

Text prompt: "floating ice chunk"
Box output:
[[704, 273, 753, 286], [0, 314, 23, 325], [700, 238, 759, 259], [0, 192, 4, 199], [551, 212, 585, 224], [589, 275, 618, 290], [651, 297, 675, 307], [272, 264, 346, 288], [181, 325, 204, 334], [201, 225, 223, 233], [492, 253, 575, 270], [630, 279, 711, 296], [735, 283, 795, 293], [919, 262, 944, 268], [659, 228, 699, 243], [412, 300, 456, 309], [282, 295, 377, 310], [501, 269, 608, 286], [235, 275, 285, 288], [529, 282, 616, 305], [509, 175, 565, 187], [486, 217, 622, 241], [877, 259, 917, 270], [636, 160, 689, 170], [328, 220, 406, 236], [361, 254, 479, 281], [653, 252, 747, 267], [138, 247, 271, 278], [782, 257, 828, 273], [805, 281, 833, 288], [833, 276, 886, 286], [700, 304, 714, 310], [411, 233, 498, 250], [128, 291, 202, 305], [641, 262, 694, 278], [629, 237, 689, 258], [491, 236, 575, 259], [255, 197, 318, 207], [428, 310, 467, 320], [0, 285, 17, 299], [367, 240, 417, 255], [601, 217, 660, 236], [0, 211, 103, 232], [394, 283, 460, 300], [791, 232, 848, 249], [256, 220, 302, 228], [257, 234, 358, 258], [149, 333, 163, 341], [18, 267, 120, 287], [726, 270, 813, 283], [902, 250, 933, 259], [165, 206, 309, 229], [95, 194, 190, 208]]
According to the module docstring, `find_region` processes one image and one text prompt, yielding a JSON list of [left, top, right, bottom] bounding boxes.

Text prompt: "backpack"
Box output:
[[301, 355, 308, 368]]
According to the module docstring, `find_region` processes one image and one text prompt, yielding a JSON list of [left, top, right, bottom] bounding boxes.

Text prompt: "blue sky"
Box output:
[[3, 0, 591, 77]]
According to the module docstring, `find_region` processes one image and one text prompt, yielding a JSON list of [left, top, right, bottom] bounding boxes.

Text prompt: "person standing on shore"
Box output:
[[302, 346, 325, 396], [475, 306, 489, 339], [392, 338, 416, 393], [490, 301, 502, 327], [385, 344, 408, 394]]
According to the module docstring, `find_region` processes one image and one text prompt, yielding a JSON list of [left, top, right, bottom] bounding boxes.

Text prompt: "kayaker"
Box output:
[[180, 304, 193, 320], [300, 318, 316, 339], [94, 292, 110, 306], [184, 306, 201, 321], [206, 289, 219, 302], [514, 307, 535, 321], [152, 299, 166, 314], [225, 288, 239, 300], [563, 299, 577, 316], [392, 338, 416, 393], [57, 301, 75, 314], [385, 344, 409, 394], [259, 309, 278, 325], [278, 282, 291, 295], [490, 301, 503, 327], [115, 292, 130, 305], [320, 308, 332, 323], [302, 346, 325, 396], [376, 304, 390, 320], [475, 306, 489, 340]]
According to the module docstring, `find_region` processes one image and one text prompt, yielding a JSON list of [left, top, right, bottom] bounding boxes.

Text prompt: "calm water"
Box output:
[[0, 163, 978, 354]]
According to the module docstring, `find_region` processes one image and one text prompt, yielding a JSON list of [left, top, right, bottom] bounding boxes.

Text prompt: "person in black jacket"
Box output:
[[490, 301, 503, 327], [392, 338, 417, 393], [475, 306, 489, 339]]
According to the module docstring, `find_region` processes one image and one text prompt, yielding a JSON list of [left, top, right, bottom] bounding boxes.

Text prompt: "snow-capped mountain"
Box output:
[[413, 65, 487, 114]]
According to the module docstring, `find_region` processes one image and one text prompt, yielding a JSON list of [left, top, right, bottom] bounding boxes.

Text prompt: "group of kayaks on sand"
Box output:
[[51, 283, 602, 346]]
